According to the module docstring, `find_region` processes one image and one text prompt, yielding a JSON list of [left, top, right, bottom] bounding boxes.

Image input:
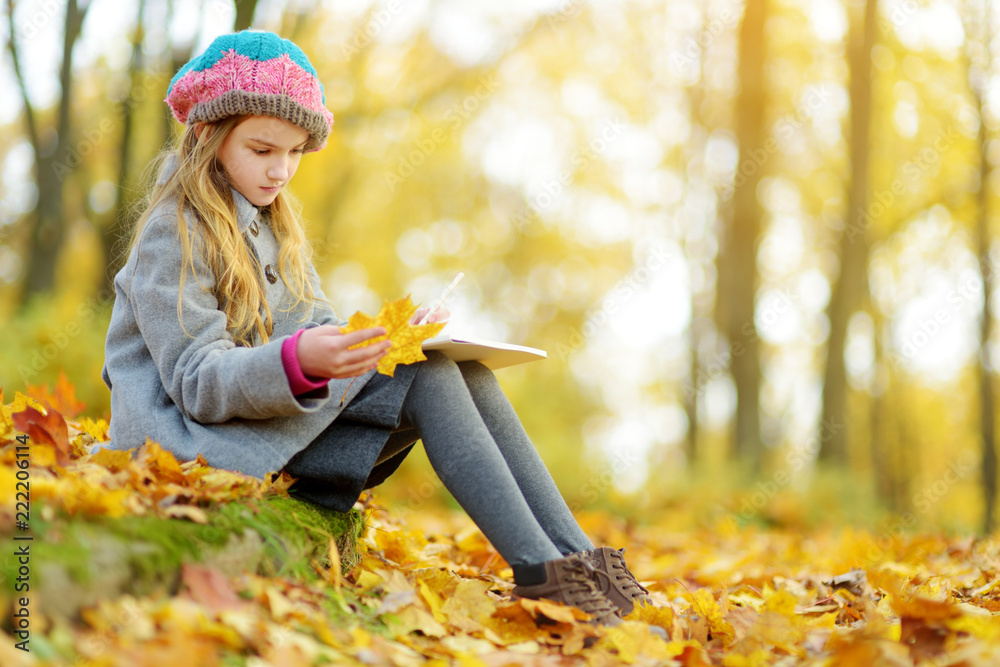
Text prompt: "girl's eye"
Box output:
[[252, 149, 269, 156]]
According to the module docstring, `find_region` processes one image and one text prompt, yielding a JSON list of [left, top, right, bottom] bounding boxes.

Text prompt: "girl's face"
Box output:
[[216, 116, 310, 207]]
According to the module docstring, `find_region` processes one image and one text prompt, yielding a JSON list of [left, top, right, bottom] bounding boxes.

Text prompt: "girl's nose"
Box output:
[[267, 159, 290, 182]]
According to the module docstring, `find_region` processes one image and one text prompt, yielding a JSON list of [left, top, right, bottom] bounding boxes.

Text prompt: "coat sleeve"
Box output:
[[304, 259, 349, 328], [127, 211, 333, 424]]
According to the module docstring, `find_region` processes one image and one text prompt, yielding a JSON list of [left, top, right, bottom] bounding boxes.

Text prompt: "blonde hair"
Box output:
[[122, 115, 331, 347]]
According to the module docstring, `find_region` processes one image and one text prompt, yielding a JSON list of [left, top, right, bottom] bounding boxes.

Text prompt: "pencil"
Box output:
[[417, 272, 464, 325]]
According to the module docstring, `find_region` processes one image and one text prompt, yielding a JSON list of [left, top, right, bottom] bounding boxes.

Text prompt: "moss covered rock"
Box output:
[[0, 495, 365, 620]]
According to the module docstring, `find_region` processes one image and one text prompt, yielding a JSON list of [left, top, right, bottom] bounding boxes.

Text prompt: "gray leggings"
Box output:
[[378, 351, 593, 566]]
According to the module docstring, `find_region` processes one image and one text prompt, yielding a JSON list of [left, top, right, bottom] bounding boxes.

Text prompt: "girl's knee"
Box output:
[[458, 360, 499, 392], [423, 350, 457, 368], [415, 350, 462, 382]]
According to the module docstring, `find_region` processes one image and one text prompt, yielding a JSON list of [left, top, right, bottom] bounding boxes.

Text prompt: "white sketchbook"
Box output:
[[421, 334, 548, 370]]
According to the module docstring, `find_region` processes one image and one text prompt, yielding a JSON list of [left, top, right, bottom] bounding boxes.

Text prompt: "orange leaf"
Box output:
[[180, 563, 250, 614], [519, 597, 587, 624], [25, 370, 86, 420], [135, 439, 188, 485], [12, 403, 71, 466], [892, 595, 962, 622]]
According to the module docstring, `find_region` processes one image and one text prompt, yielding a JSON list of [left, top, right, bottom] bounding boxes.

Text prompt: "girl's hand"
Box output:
[[411, 307, 450, 325], [297, 325, 391, 379]]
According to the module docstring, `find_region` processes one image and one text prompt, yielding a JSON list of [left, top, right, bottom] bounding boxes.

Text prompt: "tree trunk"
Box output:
[[976, 140, 997, 535], [100, 0, 146, 296], [163, 0, 206, 150], [818, 0, 876, 464], [13, 0, 90, 306], [870, 314, 893, 503], [964, 0, 998, 534], [678, 5, 712, 466], [233, 0, 260, 31], [718, 0, 768, 470]]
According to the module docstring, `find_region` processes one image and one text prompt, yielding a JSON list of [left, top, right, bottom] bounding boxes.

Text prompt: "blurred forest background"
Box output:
[[1, 0, 997, 537]]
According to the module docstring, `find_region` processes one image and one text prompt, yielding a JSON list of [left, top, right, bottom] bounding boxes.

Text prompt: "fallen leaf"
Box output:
[[180, 563, 251, 614], [163, 504, 209, 523], [519, 597, 586, 624], [12, 403, 71, 465], [25, 370, 87, 419], [89, 446, 133, 472]]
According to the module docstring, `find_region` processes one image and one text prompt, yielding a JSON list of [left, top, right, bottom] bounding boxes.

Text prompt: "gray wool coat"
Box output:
[[100, 155, 414, 506]]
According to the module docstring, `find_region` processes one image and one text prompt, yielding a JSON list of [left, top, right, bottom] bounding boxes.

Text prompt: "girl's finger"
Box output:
[[427, 308, 450, 323], [411, 307, 429, 324], [332, 359, 381, 378], [336, 327, 387, 346], [336, 340, 390, 364]]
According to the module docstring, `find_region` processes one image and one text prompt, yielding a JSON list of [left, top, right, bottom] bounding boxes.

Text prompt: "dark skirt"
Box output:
[[281, 361, 422, 513]]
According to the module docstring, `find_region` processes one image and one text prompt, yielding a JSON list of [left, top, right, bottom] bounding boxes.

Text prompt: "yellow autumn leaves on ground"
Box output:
[[0, 385, 278, 521], [340, 296, 446, 377], [4, 382, 1000, 665]]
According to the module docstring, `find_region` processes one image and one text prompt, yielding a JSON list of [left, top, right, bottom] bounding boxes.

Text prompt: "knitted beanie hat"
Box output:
[[165, 30, 334, 152]]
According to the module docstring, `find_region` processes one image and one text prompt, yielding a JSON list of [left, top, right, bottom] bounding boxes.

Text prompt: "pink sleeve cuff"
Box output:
[[282, 328, 331, 395]]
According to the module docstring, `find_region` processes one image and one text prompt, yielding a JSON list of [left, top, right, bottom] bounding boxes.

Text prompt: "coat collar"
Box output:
[[159, 153, 261, 234]]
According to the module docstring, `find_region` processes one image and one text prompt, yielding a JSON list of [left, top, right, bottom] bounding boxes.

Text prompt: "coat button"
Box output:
[[265, 264, 278, 284], [249, 219, 259, 236]]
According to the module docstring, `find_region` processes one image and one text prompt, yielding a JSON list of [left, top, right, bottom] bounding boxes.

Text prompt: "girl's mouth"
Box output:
[[261, 185, 281, 194]]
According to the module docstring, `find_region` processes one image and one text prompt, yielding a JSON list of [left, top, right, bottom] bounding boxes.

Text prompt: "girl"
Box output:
[[101, 29, 651, 627]]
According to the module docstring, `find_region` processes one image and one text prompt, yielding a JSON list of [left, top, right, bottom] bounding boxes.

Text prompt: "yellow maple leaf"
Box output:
[[7, 390, 44, 412], [762, 589, 798, 616], [77, 417, 110, 442], [3, 390, 49, 444], [340, 295, 446, 377], [689, 588, 735, 644], [88, 447, 134, 472]]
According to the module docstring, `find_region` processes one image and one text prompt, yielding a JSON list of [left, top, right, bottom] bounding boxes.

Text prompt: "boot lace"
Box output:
[[562, 559, 619, 622], [608, 548, 650, 600]]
